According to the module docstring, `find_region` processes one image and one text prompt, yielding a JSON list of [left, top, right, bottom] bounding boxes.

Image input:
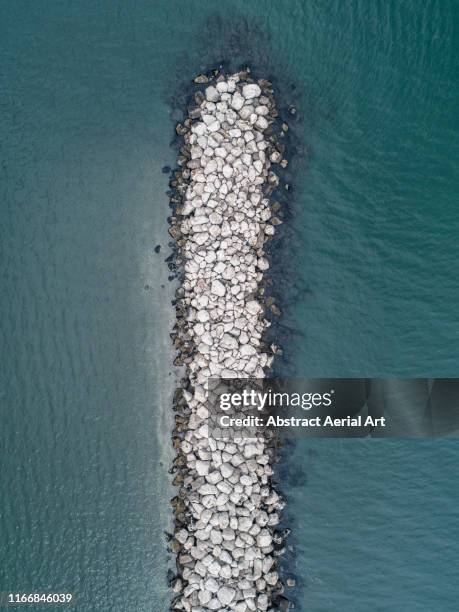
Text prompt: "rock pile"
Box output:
[[168, 70, 289, 611]]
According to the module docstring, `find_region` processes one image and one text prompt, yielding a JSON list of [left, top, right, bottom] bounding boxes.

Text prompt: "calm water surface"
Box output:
[[1, 1, 458, 610]]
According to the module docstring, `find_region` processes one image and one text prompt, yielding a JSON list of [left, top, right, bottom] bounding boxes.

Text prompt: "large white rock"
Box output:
[[198, 589, 212, 605], [220, 463, 234, 478], [238, 516, 253, 532], [200, 331, 213, 346], [222, 164, 233, 178], [255, 116, 269, 130], [257, 257, 269, 271], [246, 300, 262, 315], [209, 212, 223, 224], [197, 310, 210, 322], [256, 530, 272, 548], [206, 470, 222, 485], [242, 84, 261, 99], [205, 577, 219, 593], [211, 279, 226, 297], [240, 343, 257, 356], [204, 159, 218, 175], [207, 561, 221, 576], [195, 460, 210, 476], [231, 92, 245, 111], [208, 120, 221, 133], [175, 528, 189, 544], [243, 444, 260, 459], [220, 333, 238, 350], [199, 483, 218, 495], [205, 85, 219, 102], [210, 529, 223, 545], [217, 586, 236, 606], [255, 105, 269, 115]]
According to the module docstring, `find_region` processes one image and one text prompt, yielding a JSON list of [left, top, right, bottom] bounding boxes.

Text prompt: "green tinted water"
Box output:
[[1, 1, 457, 610]]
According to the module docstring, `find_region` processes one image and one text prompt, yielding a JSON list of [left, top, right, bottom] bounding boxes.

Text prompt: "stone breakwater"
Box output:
[[168, 69, 290, 611]]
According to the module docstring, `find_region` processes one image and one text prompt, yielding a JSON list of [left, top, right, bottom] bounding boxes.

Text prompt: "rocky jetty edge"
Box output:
[[168, 68, 291, 611]]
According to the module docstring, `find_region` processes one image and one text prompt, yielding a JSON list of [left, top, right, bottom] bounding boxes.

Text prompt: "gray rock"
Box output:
[[242, 84, 262, 99], [211, 279, 226, 297], [217, 586, 236, 606]]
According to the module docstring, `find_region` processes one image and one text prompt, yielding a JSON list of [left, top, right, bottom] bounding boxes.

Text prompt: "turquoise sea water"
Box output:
[[1, 1, 458, 611]]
